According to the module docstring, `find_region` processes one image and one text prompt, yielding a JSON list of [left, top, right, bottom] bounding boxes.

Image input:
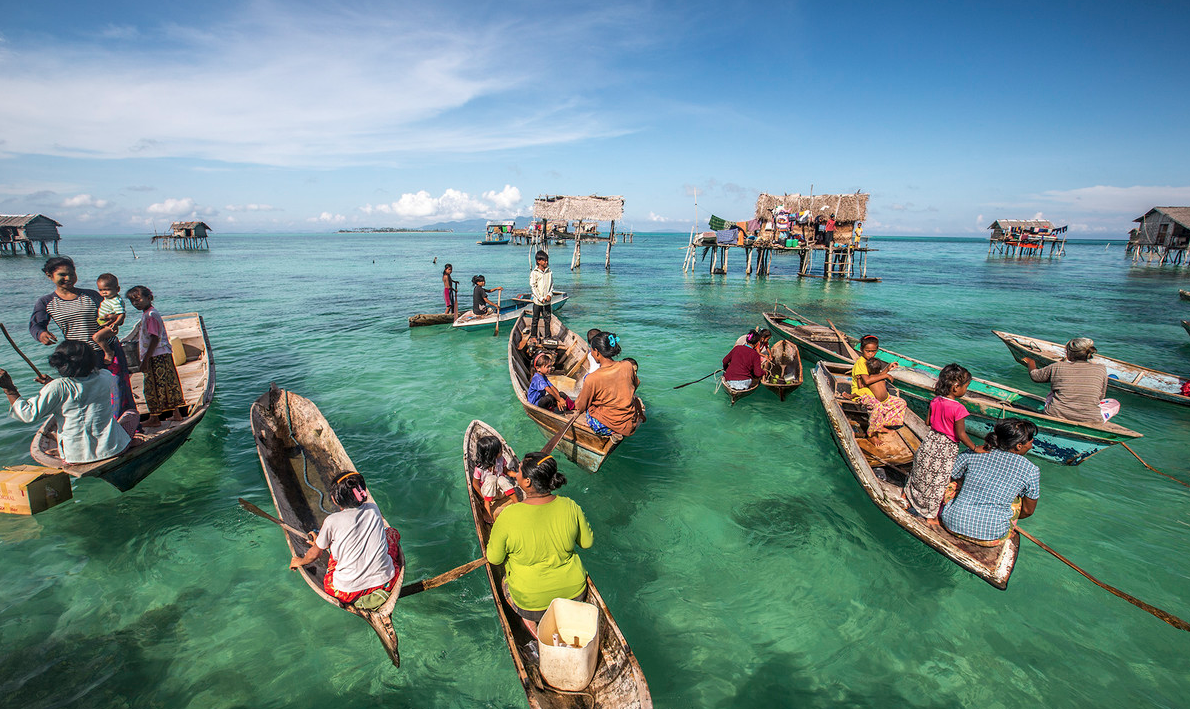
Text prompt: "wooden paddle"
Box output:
[[0, 323, 47, 380], [542, 408, 585, 455], [398, 557, 486, 597], [493, 290, 501, 337], [1014, 524, 1190, 632], [826, 319, 859, 360], [673, 369, 722, 389], [239, 498, 316, 542]]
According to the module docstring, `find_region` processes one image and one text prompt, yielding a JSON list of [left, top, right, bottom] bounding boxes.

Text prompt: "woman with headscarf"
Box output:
[[1021, 337, 1111, 424]]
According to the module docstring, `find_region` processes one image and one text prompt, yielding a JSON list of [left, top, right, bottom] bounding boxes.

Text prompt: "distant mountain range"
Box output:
[[414, 217, 534, 232]]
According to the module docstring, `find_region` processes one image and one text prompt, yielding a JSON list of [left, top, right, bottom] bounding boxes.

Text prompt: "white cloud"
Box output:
[[309, 212, 346, 224], [648, 212, 671, 222], [482, 185, 521, 210], [62, 194, 109, 208], [147, 197, 197, 215], [1033, 185, 1190, 214], [361, 186, 521, 222], [225, 203, 280, 212]]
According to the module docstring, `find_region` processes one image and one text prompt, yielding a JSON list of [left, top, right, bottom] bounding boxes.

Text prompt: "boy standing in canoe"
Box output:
[[529, 250, 553, 339]]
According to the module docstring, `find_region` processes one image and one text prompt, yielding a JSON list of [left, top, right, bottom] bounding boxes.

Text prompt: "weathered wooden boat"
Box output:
[[508, 312, 641, 472], [812, 362, 1019, 590], [508, 291, 571, 312], [719, 375, 758, 405], [765, 309, 1143, 464], [250, 386, 405, 667], [762, 339, 803, 401], [1183, 320, 1190, 338], [993, 330, 1190, 407], [463, 420, 653, 708], [30, 313, 215, 492], [408, 312, 456, 327], [454, 305, 528, 332], [1180, 289, 1190, 301]]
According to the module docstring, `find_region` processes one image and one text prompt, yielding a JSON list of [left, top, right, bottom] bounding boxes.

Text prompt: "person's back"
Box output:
[[723, 344, 762, 381], [487, 495, 591, 611], [940, 421, 1040, 542], [575, 361, 637, 435], [317, 501, 394, 593], [1031, 360, 1107, 423]]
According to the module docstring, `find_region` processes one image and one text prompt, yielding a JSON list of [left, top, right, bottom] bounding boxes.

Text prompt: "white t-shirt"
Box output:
[[316, 502, 394, 593], [586, 351, 601, 376]]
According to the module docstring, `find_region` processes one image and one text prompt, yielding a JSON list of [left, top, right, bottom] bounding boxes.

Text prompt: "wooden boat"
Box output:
[[454, 306, 528, 332], [479, 220, 514, 245], [408, 312, 456, 327], [761, 339, 803, 401], [30, 313, 215, 492], [1183, 320, 1190, 338], [764, 310, 1143, 464], [250, 386, 405, 667], [463, 420, 653, 708], [811, 362, 1018, 590], [1180, 289, 1190, 301], [993, 330, 1190, 407], [508, 291, 571, 313], [719, 375, 758, 405], [508, 311, 641, 472]]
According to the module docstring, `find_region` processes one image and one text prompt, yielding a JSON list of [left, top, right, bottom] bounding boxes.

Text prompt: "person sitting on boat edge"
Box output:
[[2, 341, 137, 464], [529, 250, 554, 339], [1020, 337, 1113, 425], [573, 332, 643, 438], [486, 452, 593, 638], [734, 327, 772, 362], [471, 275, 502, 316], [722, 331, 765, 391], [851, 335, 898, 401], [290, 472, 403, 611], [528, 352, 576, 413], [940, 419, 1039, 546], [472, 435, 519, 522], [857, 357, 908, 440]]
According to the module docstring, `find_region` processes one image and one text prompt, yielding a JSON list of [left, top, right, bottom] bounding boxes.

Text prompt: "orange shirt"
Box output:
[[575, 360, 638, 436]]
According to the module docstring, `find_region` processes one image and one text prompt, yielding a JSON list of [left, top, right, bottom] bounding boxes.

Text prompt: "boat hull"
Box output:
[[453, 306, 527, 331]]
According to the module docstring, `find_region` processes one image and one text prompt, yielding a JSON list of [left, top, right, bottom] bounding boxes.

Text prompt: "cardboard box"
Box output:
[[0, 465, 73, 515]]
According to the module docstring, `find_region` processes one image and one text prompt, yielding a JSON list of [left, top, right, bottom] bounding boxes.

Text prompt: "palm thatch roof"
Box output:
[[754, 193, 868, 223], [987, 219, 1055, 230], [532, 195, 624, 222]]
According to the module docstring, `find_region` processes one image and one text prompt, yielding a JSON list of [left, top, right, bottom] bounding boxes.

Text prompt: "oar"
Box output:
[[0, 323, 46, 380], [541, 408, 585, 455], [238, 498, 314, 542], [493, 290, 501, 337], [1015, 524, 1190, 632], [399, 557, 486, 597], [673, 369, 722, 389], [826, 319, 859, 360]]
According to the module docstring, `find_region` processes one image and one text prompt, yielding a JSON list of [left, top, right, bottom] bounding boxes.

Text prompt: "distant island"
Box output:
[[338, 227, 453, 233]]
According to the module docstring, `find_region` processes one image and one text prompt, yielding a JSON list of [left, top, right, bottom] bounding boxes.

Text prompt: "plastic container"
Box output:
[[536, 597, 600, 690], [169, 336, 187, 367]]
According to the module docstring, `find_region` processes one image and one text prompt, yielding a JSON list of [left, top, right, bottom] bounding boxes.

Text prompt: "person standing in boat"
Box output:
[[126, 286, 185, 428], [1020, 337, 1111, 424], [723, 331, 765, 391], [574, 332, 642, 438], [442, 264, 458, 315], [487, 452, 592, 638], [471, 275, 502, 316], [940, 419, 1040, 546], [290, 472, 403, 611], [30, 256, 136, 416], [529, 250, 554, 339]]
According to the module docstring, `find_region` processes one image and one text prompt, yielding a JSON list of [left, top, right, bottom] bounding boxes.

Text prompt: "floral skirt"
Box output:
[[857, 394, 907, 435], [324, 527, 403, 604], [143, 353, 185, 415], [904, 430, 959, 519]]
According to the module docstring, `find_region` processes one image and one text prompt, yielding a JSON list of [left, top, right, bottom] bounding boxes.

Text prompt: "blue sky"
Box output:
[[1, 0, 1188, 235]]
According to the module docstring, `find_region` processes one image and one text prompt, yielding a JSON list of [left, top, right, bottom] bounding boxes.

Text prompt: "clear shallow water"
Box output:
[[0, 233, 1187, 708]]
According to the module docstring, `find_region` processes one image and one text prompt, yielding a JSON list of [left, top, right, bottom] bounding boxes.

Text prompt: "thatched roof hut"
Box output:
[[170, 221, 211, 238], [532, 195, 624, 222], [754, 193, 868, 223]]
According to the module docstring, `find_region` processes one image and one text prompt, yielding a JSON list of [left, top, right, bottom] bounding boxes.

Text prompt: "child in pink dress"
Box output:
[[903, 364, 985, 523]]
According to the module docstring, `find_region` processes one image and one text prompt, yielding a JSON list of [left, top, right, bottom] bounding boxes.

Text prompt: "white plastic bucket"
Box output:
[[537, 597, 600, 690]]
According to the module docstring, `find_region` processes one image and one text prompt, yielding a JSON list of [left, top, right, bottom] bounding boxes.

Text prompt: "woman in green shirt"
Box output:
[[486, 452, 594, 637]]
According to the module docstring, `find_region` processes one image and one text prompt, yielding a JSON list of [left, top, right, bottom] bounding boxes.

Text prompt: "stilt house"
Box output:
[[532, 195, 625, 271], [987, 219, 1068, 257], [153, 222, 211, 249], [1128, 207, 1190, 266], [0, 214, 62, 256], [753, 192, 869, 243]]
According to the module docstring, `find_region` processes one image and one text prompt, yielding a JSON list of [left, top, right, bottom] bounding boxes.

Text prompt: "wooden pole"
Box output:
[[571, 237, 581, 270]]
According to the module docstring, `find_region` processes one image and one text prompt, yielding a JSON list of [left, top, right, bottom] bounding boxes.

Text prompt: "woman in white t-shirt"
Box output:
[[290, 472, 403, 610]]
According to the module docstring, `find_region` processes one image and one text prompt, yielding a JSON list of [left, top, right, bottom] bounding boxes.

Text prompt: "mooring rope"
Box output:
[[1120, 443, 1189, 489], [283, 390, 333, 514]]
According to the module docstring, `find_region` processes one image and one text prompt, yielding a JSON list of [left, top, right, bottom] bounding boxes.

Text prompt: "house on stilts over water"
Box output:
[[987, 219, 1068, 257], [0, 215, 62, 256], [531, 194, 626, 271], [1127, 207, 1190, 266], [153, 222, 211, 250]]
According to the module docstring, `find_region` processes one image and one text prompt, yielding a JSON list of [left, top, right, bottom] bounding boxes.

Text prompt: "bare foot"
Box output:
[[923, 517, 942, 528], [522, 618, 539, 639], [144, 416, 161, 428]]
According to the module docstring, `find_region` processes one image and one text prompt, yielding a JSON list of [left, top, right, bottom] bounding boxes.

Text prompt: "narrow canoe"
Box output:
[[1183, 320, 1190, 338], [764, 310, 1142, 464], [454, 306, 528, 332], [508, 291, 571, 313], [250, 386, 405, 667], [30, 313, 215, 491], [762, 339, 803, 401], [508, 312, 640, 472], [463, 420, 653, 708], [993, 330, 1190, 407], [408, 312, 456, 327], [477, 238, 511, 245], [811, 362, 1019, 590], [1180, 289, 1189, 301], [720, 375, 758, 405]]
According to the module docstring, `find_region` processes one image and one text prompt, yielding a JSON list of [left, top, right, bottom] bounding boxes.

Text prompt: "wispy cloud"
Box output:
[[146, 197, 217, 218], [62, 194, 109, 208], [360, 186, 524, 222], [1033, 185, 1190, 214], [225, 203, 280, 212]]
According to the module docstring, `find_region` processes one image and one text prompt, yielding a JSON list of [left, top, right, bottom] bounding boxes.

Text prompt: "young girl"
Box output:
[[125, 286, 185, 427], [290, 472, 403, 610], [442, 264, 458, 314], [858, 358, 908, 439], [851, 335, 898, 400], [92, 273, 126, 364], [940, 419, 1040, 545], [527, 353, 575, 413], [904, 363, 984, 524], [471, 435, 518, 521]]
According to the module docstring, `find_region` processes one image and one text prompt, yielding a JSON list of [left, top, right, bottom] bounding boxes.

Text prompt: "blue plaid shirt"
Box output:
[[940, 450, 1040, 541]]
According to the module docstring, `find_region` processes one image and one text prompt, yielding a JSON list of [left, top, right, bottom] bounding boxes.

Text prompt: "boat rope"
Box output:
[[1120, 443, 1189, 488], [1014, 524, 1190, 632], [283, 390, 333, 515]]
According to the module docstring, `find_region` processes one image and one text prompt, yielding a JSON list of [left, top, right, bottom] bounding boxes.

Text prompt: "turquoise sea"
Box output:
[[1, 233, 1187, 708]]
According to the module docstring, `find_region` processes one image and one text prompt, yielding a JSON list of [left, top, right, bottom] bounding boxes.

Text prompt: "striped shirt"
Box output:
[[1029, 360, 1107, 423], [941, 450, 1040, 541], [31, 289, 103, 352]]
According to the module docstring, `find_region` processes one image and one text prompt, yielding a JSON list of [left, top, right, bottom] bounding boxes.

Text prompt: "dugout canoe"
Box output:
[[408, 312, 456, 327], [250, 386, 406, 667], [761, 339, 803, 401], [454, 306, 528, 332], [993, 330, 1190, 407], [1183, 320, 1190, 338], [719, 375, 758, 405], [508, 312, 641, 473], [1180, 289, 1189, 301], [811, 362, 1019, 590], [463, 420, 653, 708], [764, 309, 1142, 464], [508, 291, 571, 312], [30, 312, 215, 492]]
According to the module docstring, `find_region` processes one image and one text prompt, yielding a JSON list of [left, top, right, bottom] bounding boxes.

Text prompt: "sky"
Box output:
[[1, 0, 1189, 236]]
